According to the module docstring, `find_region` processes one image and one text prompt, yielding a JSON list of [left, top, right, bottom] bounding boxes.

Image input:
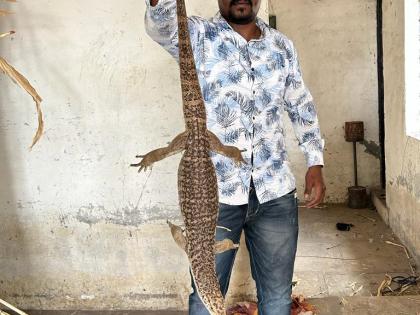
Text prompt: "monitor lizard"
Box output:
[[131, 0, 246, 314]]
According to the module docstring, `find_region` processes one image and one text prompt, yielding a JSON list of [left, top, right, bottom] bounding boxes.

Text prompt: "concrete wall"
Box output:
[[383, 0, 420, 262], [0, 0, 265, 310], [271, 0, 380, 202], [0, 0, 378, 311]]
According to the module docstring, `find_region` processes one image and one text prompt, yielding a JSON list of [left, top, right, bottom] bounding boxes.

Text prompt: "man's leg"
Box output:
[[188, 203, 247, 315], [244, 189, 299, 315]]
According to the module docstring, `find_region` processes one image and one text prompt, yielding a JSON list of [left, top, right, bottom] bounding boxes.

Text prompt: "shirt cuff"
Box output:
[[145, 0, 170, 10], [300, 138, 325, 167]]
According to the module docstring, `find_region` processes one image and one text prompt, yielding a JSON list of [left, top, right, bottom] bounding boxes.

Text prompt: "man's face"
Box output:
[[218, 0, 261, 25]]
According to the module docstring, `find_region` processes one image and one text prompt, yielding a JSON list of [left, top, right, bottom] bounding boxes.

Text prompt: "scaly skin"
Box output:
[[131, 0, 245, 314]]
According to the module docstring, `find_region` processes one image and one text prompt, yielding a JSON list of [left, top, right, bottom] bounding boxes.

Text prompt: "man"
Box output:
[[144, 0, 326, 314]]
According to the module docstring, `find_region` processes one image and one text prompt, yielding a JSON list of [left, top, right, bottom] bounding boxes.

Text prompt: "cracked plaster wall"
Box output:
[[271, 0, 381, 202], [383, 0, 420, 263], [0, 0, 380, 311], [0, 0, 263, 310]]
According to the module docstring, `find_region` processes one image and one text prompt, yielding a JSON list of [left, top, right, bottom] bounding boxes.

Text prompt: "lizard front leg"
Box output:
[[131, 131, 188, 172], [207, 130, 246, 165]]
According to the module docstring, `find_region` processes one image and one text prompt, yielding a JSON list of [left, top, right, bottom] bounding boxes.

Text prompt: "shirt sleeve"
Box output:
[[283, 40, 325, 168], [144, 0, 202, 62]]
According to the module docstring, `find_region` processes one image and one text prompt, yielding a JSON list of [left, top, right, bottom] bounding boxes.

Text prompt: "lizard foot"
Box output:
[[225, 146, 246, 166], [215, 238, 239, 254], [130, 152, 155, 172]]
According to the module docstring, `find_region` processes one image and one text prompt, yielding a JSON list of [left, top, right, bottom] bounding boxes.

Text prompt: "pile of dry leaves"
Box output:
[[227, 295, 316, 315]]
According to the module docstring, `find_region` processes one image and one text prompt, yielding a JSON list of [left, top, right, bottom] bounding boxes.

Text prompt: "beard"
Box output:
[[226, 0, 256, 25]]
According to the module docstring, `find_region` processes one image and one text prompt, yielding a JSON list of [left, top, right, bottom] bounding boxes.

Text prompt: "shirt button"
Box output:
[[253, 91, 256, 94], [253, 116, 256, 120], [251, 67, 255, 71]]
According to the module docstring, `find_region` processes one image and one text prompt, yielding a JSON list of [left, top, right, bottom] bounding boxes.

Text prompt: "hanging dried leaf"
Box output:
[[0, 56, 44, 149], [0, 9, 12, 15], [0, 30, 15, 38]]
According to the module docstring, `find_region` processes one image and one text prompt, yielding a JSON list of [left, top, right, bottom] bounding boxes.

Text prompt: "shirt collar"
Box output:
[[212, 12, 269, 41]]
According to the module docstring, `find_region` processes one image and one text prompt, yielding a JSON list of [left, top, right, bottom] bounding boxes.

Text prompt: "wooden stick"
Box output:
[[385, 241, 410, 259], [0, 299, 28, 315]]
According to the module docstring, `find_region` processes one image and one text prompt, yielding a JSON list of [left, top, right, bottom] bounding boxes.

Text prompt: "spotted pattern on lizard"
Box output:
[[131, 0, 245, 314]]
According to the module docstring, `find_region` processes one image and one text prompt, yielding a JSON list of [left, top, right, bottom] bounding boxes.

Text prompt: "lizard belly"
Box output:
[[178, 152, 225, 315]]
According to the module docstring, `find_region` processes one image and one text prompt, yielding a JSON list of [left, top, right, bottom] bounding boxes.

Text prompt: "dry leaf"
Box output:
[[0, 56, 44, 148], [0, 30, 15, 38]]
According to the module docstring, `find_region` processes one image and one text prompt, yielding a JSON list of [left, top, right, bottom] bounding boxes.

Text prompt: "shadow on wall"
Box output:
[[0, 1, 33, 306]]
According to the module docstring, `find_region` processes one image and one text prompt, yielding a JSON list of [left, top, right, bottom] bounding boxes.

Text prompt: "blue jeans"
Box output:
[[188, 181, 299, 315]]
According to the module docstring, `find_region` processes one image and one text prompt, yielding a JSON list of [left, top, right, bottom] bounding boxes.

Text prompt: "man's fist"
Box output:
[[304, 165, 326, 208]]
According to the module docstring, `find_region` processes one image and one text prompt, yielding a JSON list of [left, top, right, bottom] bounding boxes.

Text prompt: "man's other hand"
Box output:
[[304, 165, 326, 208]]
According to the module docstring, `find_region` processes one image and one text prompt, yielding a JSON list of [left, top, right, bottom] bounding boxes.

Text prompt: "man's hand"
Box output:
[[304, 165, 326, 208]]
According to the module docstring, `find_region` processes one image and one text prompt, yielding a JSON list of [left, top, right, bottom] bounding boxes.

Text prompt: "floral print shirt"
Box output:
[[145, 0, 325, 205]]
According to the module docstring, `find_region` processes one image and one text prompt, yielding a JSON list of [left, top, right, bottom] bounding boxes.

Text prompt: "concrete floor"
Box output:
[[23, 295, 420, 314], [293, 204, 419, 298], [4, 204, 420, 314]]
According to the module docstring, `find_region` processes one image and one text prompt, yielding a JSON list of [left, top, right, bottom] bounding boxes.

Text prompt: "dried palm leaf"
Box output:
[[0, 56, 44, 149], [0, 30, 15, 38], [0, 9, 12, 15], [0, 298, 28, 315]]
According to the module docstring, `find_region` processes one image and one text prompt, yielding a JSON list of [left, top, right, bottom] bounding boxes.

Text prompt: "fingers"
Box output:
[[306, 184, 326, 208], [304, 180, 313, 203]]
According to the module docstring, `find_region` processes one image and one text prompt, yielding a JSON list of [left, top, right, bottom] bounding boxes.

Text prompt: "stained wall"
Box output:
[[0, 0, 382, 310]]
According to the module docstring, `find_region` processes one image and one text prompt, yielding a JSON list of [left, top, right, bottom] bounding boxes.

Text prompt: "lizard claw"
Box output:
[[131, 153, 154, 173]]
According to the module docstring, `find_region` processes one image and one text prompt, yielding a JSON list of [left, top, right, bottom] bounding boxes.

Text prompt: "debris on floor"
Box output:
[[347, 282, 364, 296], [377, 274, 419, 296], [226, 295, 317, 315], [292, 295, 317, 315], [227, 301, 257, 315], [385, 240, 418, 276], [336, 222, 354, 231]]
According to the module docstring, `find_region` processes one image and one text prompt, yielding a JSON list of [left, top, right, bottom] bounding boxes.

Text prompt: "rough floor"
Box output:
[[4, 204, 420, 314], [22, 296, 420, 315], [293, 204, 419, 297]]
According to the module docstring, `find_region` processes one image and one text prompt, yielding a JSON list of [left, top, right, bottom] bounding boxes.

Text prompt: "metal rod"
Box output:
[[353, 141, 358, 186]]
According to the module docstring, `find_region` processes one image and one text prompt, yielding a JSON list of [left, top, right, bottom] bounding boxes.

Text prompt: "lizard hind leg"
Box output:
[[214, 238, 239, 254], [167, 221, 187, 252], [167, 221, 238, 254], [207, 130, 246, 165]]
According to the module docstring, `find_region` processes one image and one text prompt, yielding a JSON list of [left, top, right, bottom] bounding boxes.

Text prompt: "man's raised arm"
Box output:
[[144, 0, 202, 61]]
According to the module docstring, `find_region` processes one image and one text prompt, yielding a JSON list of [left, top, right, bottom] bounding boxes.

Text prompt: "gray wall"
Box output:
[[383, 0, 420, 263], [0, 0, 379, 310], [271, 0, 380, 202]]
